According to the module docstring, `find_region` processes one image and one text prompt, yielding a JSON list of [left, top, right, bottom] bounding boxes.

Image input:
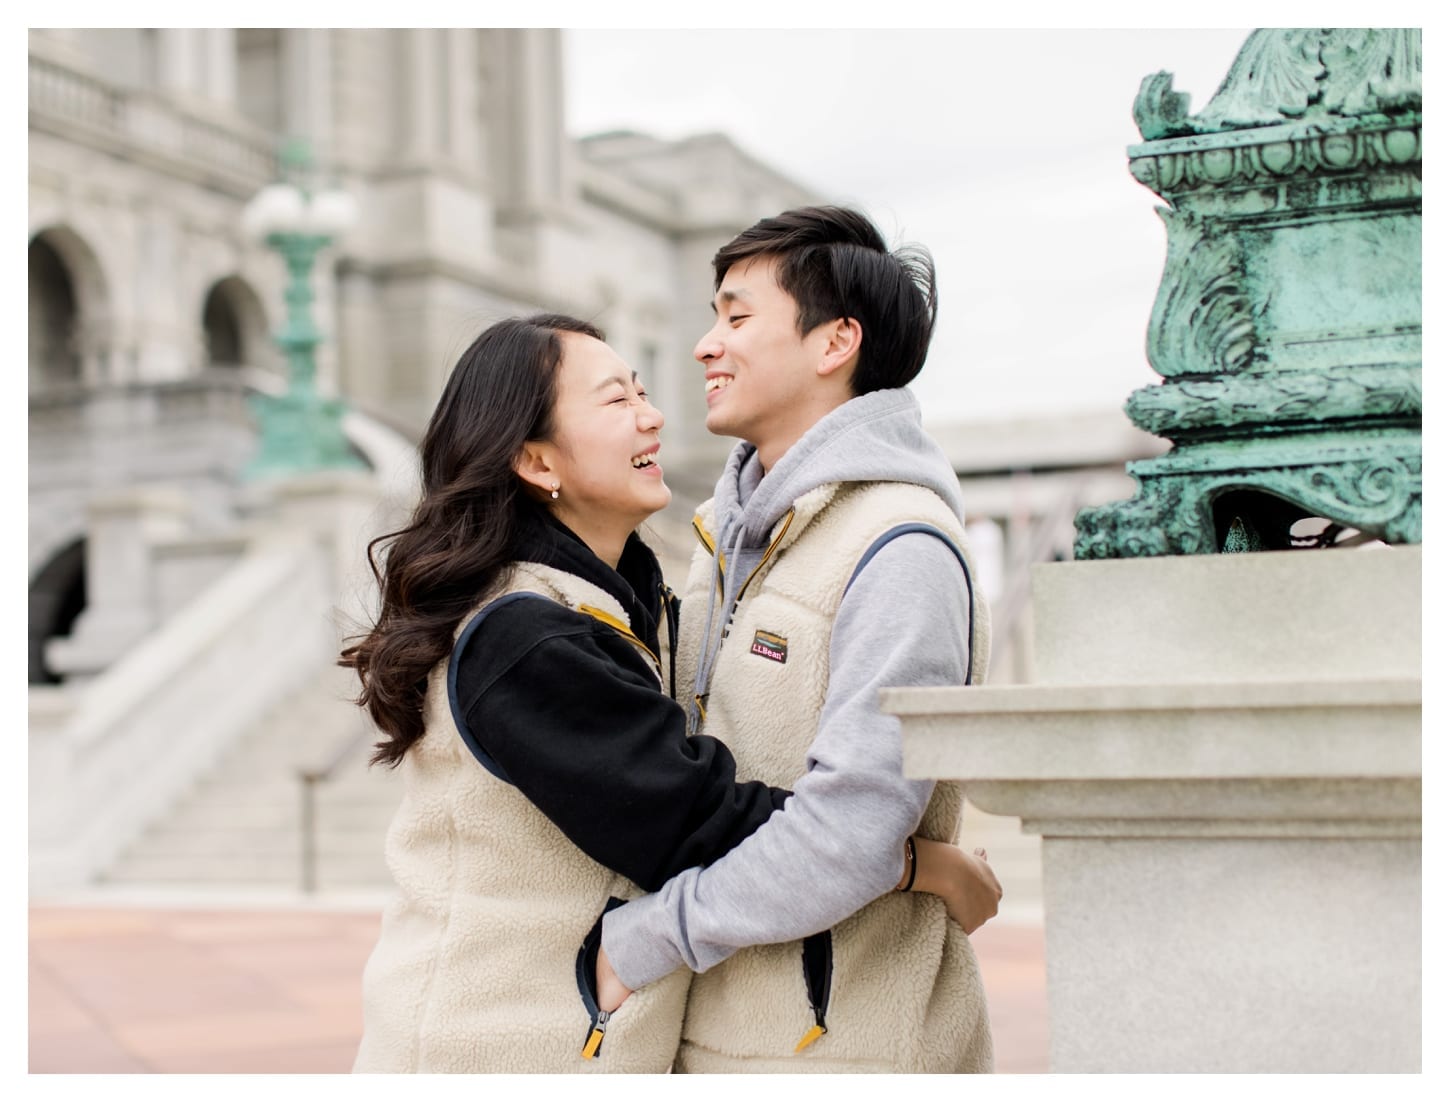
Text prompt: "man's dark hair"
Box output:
[[711, 205, 937, 395]]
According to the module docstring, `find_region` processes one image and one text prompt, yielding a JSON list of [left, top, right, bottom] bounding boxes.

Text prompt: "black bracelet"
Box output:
[[898, 836, 917, 892]]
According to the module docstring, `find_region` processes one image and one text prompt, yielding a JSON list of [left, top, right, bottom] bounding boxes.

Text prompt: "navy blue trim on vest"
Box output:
[[844, 523, 977, 685], [447, 591, 554, 784]]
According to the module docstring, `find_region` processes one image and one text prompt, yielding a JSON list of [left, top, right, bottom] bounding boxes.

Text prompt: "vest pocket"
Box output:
[[575, 896, 627, 1060], [795, 930, 834, 1052]]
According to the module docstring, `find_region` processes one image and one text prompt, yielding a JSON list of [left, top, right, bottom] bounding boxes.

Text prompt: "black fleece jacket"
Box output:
[[451, 509, 790, 893]]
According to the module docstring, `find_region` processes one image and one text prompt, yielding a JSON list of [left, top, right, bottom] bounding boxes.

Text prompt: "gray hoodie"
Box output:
[[602, 388, 976, 990]]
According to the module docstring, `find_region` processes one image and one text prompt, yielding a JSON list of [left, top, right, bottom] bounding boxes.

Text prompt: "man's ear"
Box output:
[[817, 317, 863, 380], [512, 440, 558, 497]]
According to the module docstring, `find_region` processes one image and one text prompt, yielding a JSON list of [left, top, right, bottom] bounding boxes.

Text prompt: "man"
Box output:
[[599, 206, 1000, 1072]]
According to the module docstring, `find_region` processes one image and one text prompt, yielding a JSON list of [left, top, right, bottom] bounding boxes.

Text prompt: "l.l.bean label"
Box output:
[[749, 629, 788, 664]]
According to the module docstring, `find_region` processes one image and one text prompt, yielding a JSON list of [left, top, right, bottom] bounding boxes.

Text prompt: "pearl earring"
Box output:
[[550, 483, 560, 500]]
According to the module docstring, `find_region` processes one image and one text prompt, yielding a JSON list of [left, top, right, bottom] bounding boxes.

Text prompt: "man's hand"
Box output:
[[595, 945, 633, 1013], [909, 837, 1003, 935]]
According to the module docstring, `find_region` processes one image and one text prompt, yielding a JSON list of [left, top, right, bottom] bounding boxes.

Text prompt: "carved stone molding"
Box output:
[[1145, 210, 1257, 379], [1128, 118, 1422, 200], [1075, 479, 1213, 559], [1084, 28, 1422, 559], [1074, 453, 1422, 559], [1125, 364, 1422, 437], [1134, 29, 1422, 141]]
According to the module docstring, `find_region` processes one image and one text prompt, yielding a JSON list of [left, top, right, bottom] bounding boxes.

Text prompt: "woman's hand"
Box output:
[[595, 945, 633, 1013], [906, 836, 1003, 935]]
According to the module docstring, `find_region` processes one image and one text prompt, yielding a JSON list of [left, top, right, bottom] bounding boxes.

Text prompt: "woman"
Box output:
[[343, 314, 987, 1073]]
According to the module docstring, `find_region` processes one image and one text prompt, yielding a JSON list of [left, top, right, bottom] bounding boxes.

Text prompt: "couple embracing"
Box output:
[[344, 205, 1002, 1074]]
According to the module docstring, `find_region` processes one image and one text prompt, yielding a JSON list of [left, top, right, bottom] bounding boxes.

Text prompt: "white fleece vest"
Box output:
[[673, 481, 994, 1073], [353, 561, 691, 1073]]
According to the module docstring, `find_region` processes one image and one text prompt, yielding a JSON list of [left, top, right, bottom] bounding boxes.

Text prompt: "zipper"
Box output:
[[733, 507, 795, 608], [795, 929, 834, 1052], [688, 508, 797, 731], [575, 896, 628, 1060], [578, 604, 662, 680], [692, 514, 725, 601], [660, 582, 679, 701]]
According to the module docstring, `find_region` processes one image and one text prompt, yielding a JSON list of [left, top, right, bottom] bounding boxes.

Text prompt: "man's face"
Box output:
[[693, 257, 832, 465]]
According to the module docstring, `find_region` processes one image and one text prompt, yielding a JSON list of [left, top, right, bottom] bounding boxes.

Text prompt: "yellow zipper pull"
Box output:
[[794, 1024, 826, 1052], [581, 1008, 611, 1059], [581, 1027, 605, 1060]]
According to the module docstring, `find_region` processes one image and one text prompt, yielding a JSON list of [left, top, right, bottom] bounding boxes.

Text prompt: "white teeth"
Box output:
[[631, 453, 658, 469], [706, 376, 732, 393]]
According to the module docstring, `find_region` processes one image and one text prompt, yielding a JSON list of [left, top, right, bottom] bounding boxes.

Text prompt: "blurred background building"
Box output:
[[28, 28, 1163, 902]]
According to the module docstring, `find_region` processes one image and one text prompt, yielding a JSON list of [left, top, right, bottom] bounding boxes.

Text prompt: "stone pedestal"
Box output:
[[45, 486, 191, 683], [239, 467, 393, 637], [883, 547, 1420, 1072]]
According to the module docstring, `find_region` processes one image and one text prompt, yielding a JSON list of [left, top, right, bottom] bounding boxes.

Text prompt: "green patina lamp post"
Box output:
[[1076, 29, 1422, 557], [242, 139, 365, 479]]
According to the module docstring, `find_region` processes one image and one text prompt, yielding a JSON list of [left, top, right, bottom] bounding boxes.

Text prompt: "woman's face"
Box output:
[[529, 331, 670, 542]]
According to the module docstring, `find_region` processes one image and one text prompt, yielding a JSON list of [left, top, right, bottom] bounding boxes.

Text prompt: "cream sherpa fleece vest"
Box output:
[[353, 561, 690, 1074], [673, 481, 994, 1073]]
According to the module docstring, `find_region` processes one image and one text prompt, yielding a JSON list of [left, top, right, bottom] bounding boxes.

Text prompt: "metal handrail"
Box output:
[[296, 714, 375, 894]]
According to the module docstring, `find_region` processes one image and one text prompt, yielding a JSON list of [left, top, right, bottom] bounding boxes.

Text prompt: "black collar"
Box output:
[[514, 506, 664, 654]]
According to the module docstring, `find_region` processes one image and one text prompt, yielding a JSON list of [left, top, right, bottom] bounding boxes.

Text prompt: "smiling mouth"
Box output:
[[705, 376, 733, 394], [631, 450, 659, 470]]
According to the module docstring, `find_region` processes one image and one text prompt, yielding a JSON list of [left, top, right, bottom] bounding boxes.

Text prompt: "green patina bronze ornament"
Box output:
[[245, 138, 365, 480], [1076, 28, 1422, 558]]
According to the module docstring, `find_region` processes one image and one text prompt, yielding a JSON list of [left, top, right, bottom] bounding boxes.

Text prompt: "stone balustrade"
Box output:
[[29, 51, 277, 196]]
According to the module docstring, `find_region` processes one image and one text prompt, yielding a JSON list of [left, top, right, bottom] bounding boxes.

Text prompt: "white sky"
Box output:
[[562, 28, 1260, 426]]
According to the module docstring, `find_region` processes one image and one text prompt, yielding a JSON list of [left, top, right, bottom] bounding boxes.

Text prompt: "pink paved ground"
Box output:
[[29, 903, 1048, 1074]]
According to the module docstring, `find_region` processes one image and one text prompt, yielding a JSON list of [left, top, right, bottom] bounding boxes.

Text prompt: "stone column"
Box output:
[[201, 29, 236, 105], [399, 29, 444, 166], [445, 29, 481, 168], [884, 547, 1421, 1072]]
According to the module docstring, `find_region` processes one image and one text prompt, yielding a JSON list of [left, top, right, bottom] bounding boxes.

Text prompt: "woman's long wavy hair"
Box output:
[[341, 314, 604, 767]]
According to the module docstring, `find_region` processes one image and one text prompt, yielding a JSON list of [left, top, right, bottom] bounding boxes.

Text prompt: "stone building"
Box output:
[[29, 28, 817, 683], [27, 27, 1152, 892], [26, 28, 823, 889]]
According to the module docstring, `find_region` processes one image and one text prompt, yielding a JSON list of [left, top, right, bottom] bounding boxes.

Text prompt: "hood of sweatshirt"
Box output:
[[711, 387, 963, 551], [687, 388, 963, 731]]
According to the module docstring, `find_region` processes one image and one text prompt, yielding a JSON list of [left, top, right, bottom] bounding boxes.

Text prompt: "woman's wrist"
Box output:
[[906, 836, 967, 900], [894, 835, 917, 892]]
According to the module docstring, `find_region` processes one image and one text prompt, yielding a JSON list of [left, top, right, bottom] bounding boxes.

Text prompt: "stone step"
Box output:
[[159, 784, 399, 818], [110, 660, 1048, 898], [112, 828, 387, 859], [105, 660, 398, 890], [102, 853, 391, 886]]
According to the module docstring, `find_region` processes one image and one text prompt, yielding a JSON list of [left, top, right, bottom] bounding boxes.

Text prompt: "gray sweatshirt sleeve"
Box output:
[[601, 532, 972, 989]]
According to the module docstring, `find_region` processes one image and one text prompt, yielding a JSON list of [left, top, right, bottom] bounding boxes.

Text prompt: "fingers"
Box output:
[[969, 846, 1004, 900]]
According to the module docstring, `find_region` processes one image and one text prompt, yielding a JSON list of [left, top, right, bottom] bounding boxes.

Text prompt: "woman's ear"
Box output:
[[817, 317, 863, 379], [512, 440, 558, 498]]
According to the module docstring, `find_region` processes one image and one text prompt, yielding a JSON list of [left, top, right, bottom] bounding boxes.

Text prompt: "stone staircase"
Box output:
[[99, 644, 1044, 920], [101, 661, 402, 893]]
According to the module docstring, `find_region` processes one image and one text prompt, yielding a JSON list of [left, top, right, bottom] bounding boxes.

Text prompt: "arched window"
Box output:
[[203, 284, 244, 366], [29, 541, 87, 685], [200, 276, 270, 371], [29, 236, 81, 387]]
